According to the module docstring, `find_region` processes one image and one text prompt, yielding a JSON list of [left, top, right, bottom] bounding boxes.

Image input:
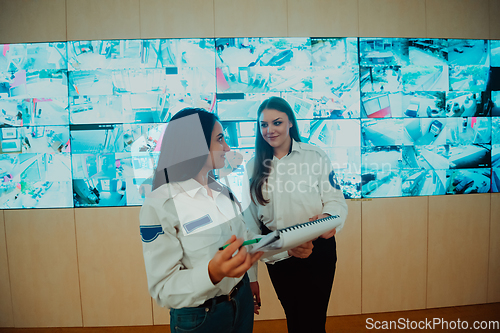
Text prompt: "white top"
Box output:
[[140, 178, 257, 309], [242, 140, 348, 262]]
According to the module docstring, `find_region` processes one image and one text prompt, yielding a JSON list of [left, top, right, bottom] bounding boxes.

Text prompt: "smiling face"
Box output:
[[206, 121, 230, 170], [259, 108, 293, 153]]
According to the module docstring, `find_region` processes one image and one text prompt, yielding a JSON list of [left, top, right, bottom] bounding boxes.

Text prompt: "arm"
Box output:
[[140, 198, 215, 309]]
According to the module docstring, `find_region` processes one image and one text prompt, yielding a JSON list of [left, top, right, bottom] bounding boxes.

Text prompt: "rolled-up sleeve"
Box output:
[[140, 198, 215, 309]]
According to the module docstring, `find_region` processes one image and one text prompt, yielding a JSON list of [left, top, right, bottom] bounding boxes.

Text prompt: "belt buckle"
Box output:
[[228, 284, 239, 301]]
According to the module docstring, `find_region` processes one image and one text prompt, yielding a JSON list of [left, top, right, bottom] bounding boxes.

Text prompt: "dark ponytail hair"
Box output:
[[152, 108, 219, 190], [250, 97, 301, 205]]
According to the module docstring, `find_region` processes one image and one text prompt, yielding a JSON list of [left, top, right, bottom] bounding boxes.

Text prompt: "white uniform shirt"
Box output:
[[242, 140, 348, 262], [140, 178, 257, 309]]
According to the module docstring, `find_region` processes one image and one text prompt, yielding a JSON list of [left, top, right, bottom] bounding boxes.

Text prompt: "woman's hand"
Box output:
[[249, 281, 261, 314], [288, 240, 314, 259], [208, 235, 263, 285], [309, 213, 336, 239]]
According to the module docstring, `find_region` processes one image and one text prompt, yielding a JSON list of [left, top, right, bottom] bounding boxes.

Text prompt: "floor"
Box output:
[[0, 302, 499, 332]]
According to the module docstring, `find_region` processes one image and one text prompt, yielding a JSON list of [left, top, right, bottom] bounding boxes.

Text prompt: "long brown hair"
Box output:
[[250, 97, 301, 205], [152, 108, 218, 190]]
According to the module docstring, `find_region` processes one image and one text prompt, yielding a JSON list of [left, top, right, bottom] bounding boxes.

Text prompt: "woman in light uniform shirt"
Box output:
[[140, 108, 263, 333], [242, 97, 348, 333]]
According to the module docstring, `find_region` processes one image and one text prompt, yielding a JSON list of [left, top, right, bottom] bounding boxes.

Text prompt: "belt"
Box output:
[[197, 278, 244, 308]]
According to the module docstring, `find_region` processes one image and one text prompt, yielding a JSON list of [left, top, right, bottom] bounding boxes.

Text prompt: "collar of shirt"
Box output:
[[176, 178, 224, 200], [273, 138, 302, 162]]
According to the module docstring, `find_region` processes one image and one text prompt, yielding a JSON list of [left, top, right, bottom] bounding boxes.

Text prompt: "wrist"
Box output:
[[208, 259, 223, 285]]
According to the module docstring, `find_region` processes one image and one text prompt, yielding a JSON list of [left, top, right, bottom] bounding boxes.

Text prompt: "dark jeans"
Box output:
[[170, 274, 254, 333], [266, 236, 337, 333]]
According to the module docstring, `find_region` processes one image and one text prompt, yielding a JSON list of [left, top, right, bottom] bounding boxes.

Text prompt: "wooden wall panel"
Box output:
[[426, 0, 490, 39], [75, 207, 152, 327], [427, 194, 490, 308], [66, 0, 141, 41], [488, 193, 500, 302], [0, 212, 14, 327], [5, 209, 82, 327], [358, 0, 426, 38], [140, 0, 215, 38], [490, 0, 500, 39], [362, 197, 428, 313], [287, 0, 358, 37], [254, 260, 286, 320], [214, 0, 288, 37], [328, 200, 362, 316], [0, 0, 66, 44], [152, 299, 169, 325]]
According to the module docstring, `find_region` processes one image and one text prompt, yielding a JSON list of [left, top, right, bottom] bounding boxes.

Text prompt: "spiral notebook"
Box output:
[[249, 214, 342, 259]]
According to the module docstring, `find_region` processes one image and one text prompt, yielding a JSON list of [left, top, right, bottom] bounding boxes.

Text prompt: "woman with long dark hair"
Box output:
[[242, 97, 348, 333], [140, 108, 263, 333]]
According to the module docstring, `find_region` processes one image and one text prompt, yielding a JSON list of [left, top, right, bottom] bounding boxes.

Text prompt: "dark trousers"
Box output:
[[266, 236, 337, 333], [170, 274, 254, 333]]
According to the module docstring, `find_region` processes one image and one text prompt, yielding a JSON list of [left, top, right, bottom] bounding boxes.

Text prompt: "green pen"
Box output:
[[219, 238, 261, 251]]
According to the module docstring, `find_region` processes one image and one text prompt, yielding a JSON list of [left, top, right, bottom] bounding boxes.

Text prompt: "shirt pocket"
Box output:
[[292, 175, 322, 210], [180, 223, 222, 254]]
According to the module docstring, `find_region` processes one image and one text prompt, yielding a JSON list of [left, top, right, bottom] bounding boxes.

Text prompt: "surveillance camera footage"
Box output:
[[0, 37, 499, 208]]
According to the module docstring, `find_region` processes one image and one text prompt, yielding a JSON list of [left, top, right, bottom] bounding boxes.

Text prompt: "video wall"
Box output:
[[0, 37, 499, 209]]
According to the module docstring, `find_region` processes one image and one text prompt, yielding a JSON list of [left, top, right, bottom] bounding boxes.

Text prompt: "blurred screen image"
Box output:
[[311, 38, 358, 67], [1, 42, 67, 72], [1, 69, 68, 99], [401, 169, 447, 196], [70, 124, 123, 154], [445, 91, 493, 117], [492, 92, 500, 116], [21, 125, 70, 154], [448, 40, 489, 67], [68, 39, 215, 71], [0, 152, 72, 209], [449, 65, 489, 92], [408, 39, 448, 66], [401, 91, 446, 118], [359, 38, 409, 67], [67, 66, 215, 125], [216, 92, 279, 121], [72, 153, 127, 207], [402, 65, 449, 92], [491, 40, 500, 67], [446, 168, 490, 194], [360, 65, 402, 93]]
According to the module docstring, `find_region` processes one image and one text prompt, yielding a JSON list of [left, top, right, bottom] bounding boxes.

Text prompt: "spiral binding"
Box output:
[[280, 214, 340, 233]]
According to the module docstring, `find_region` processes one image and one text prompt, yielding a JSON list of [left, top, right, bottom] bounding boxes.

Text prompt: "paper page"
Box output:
[[248, 230, 283, 253]]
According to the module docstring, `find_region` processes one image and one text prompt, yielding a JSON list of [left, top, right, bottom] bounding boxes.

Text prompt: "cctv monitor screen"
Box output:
[[0, 36, 498, 208]]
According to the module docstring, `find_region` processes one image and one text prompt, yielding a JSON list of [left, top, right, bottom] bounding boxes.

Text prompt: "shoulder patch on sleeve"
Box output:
[[329, 170, 342, 190], [140, 225, 165, 243]]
